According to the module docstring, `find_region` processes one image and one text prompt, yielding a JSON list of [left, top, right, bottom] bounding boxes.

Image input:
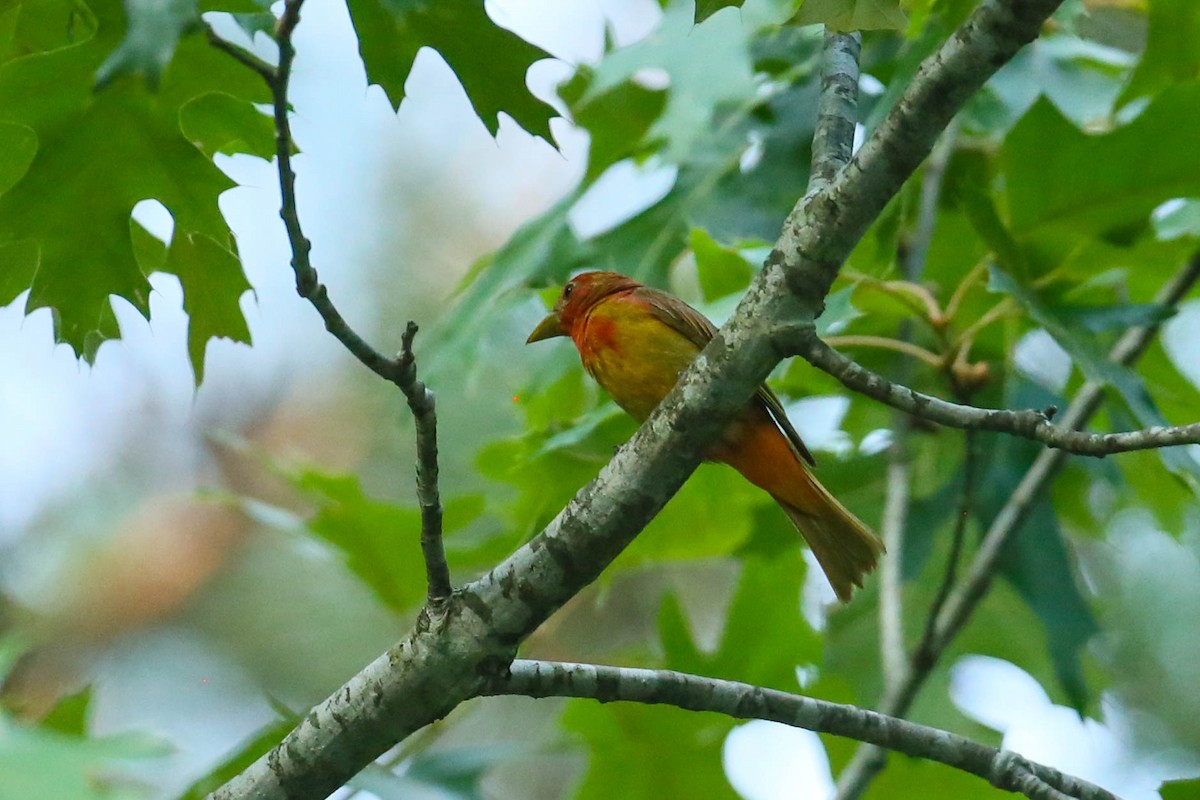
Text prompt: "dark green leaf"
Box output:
[[575, 0, 762, 163], [344, 0, 556, 140], [1053, 302, 1172, 334], [559, 72, 667, 181], [0, 119, 35, 195], [1003, 86, 1200, 238], [164, 231, 254, 385], [974, 379, 1100, 711], [695, 0, 743, 24], [0, 0, 267, 376], [1161, 777, 1200, 800]]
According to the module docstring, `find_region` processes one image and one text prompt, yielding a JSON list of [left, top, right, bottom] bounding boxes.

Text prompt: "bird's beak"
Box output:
[[526, 312, 566, 343]]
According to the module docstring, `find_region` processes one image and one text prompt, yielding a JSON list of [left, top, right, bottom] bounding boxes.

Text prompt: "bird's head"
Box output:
[[526, 271, 640, 343]]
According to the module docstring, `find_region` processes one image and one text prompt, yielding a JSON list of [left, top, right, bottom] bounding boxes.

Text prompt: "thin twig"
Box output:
[[205, 24, 276, 81], [824, 335, 944, 367], [400, 323, 451, 602], [219, 0, 453, 602], [833, 255, 1200, 800], [797, 331, 1200, 456], [944, 262, 988, 324], [483, 660, 1119, 800]]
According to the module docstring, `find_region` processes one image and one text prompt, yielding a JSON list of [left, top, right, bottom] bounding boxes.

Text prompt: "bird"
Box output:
[[526, 270, 883, 601]]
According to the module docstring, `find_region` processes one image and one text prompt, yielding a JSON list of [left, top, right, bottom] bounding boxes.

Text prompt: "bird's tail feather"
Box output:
[[774, 473, 884, 602]]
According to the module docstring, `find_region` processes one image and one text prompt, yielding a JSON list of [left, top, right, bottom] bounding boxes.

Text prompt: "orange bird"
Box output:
[[527, 271, 883, 601]]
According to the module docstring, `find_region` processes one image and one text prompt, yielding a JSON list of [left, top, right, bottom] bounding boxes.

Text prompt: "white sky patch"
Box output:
[[724, 720, 834, 800], [569, 158, 678, 239], [784, 396, 851, 456], [1163, 301, 1200, 390], [1014, 328, 1072, 393], [951, 656, 1199, 800], [859, 73, 884, 95]]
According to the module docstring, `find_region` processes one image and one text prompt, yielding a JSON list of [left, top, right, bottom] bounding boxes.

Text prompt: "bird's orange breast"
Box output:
[[571, 296, 702, 421]]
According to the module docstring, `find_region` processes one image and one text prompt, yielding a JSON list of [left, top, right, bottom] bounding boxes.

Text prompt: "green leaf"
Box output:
[[292, 470, 428, 613], [695, 0, 743, 24], [0, 0, 267, 377], [1003, 86, 1200, 238], [431, 191, 588, 370], [690, 227, 753, 302], [401, 744, 526, 799], [980, 37, 1131, 134], [179, 92, 276, 159], [1118, 0, 1200, 108], [562, 701, 739, 800], [1091, 523, 1200, 754], [164, 231, 254, 385], [344, 0, 556, 140], [575, 0, 762, 163], [1053, 302, 1172, 334], [94, 0, 199, 89], [558, 71, 667, 182], [39, 687, 92, 737], [792, 0, 908, 31], [1161, 777, 1200, 800]]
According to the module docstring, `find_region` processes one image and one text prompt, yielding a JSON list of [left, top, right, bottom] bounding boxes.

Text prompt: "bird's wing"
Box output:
[[635, 286, 816, 467]]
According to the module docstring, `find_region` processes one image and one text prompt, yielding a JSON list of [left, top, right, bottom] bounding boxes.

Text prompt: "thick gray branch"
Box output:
[[798, 332, 1200, 456], [208, 0, 1069, 797], [484, 660, 1118, 800]]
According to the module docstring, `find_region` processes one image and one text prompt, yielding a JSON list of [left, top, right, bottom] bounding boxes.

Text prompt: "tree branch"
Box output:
[[208, 1, 1072, 797], [255, 0, 453, 603], [205, 24, 276, 82], [482, 660, 1118, 800], [833, 255, 1200, 799], [808, 31, 861, 192], [399, 323, 451, 602], [796, 330, 1200, 456]]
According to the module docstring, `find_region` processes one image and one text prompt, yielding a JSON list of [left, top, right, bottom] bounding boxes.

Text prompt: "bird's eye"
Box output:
[[563, 283, 574, 298]]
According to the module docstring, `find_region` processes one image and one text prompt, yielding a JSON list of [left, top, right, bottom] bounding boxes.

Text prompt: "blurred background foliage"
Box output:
[[1, 0, 1199, 797]]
